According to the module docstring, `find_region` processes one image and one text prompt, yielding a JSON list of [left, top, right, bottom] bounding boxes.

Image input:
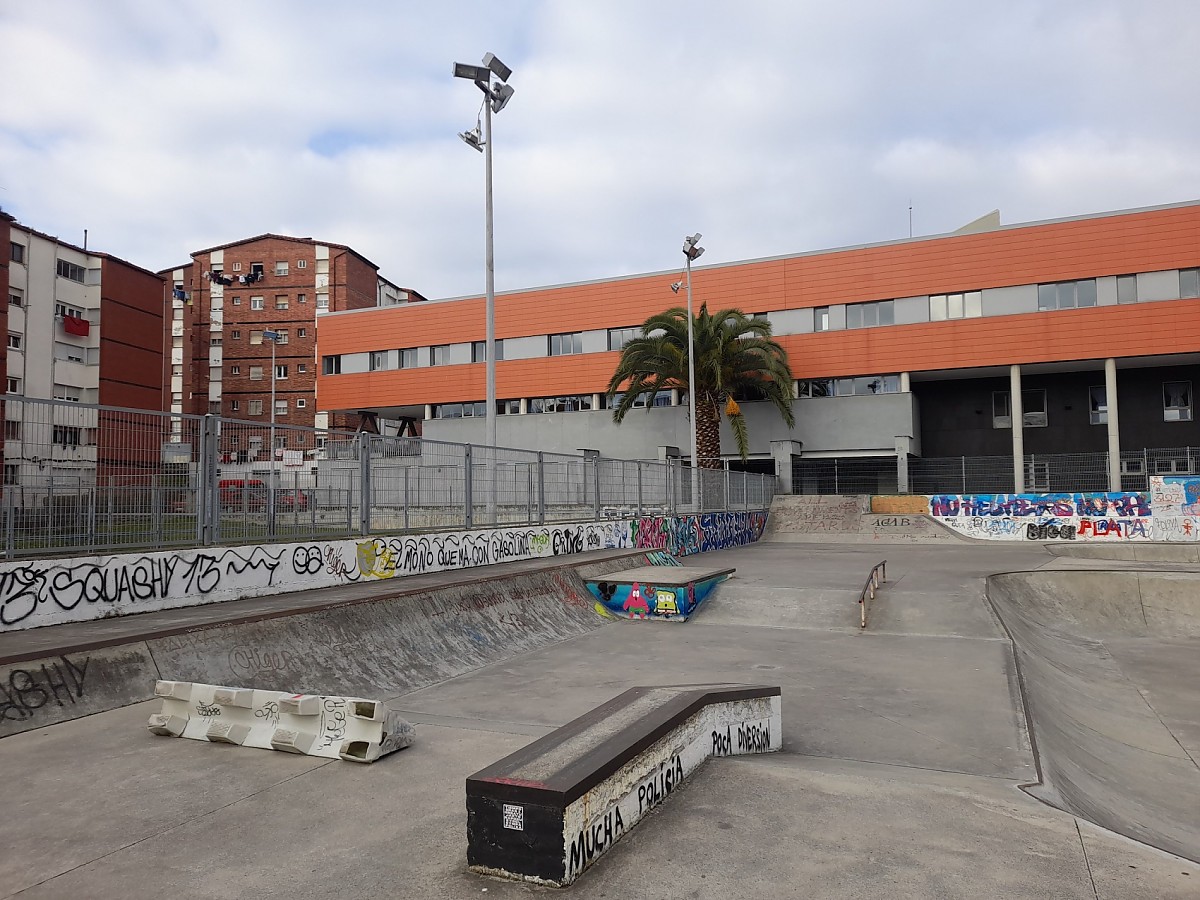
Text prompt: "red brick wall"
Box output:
[[98, 257, 167, 410]]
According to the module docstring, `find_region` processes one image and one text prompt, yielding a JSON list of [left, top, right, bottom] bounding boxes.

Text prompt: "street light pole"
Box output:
[[682, 234, 705, 511]]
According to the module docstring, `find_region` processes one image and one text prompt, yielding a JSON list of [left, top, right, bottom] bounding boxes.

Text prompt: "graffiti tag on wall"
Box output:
[[632, 511, 768, 557]]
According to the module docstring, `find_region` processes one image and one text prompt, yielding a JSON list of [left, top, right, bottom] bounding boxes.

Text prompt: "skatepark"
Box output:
[[1, 497, 1197, 898]]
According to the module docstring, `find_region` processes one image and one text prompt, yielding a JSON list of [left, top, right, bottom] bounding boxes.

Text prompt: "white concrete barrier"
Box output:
[[147, 680, 414, 763]]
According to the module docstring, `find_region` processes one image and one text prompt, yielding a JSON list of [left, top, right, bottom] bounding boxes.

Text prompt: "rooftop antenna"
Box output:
[[84, 228, 88, 251], [908, 200, 913, 238]]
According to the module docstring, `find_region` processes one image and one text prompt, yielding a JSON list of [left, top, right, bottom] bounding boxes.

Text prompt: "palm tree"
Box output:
[[606, 304, 795, 467]]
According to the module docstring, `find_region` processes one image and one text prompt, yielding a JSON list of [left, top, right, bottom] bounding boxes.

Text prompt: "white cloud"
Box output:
[[1, 0, 1198, 297]]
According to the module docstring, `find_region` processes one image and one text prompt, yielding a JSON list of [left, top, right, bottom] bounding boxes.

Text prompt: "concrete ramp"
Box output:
[[988, 570, 1200, 862], [1, 555, 641, 739], [1045, 543, 1200, 563], [763, 495, 967, 543]]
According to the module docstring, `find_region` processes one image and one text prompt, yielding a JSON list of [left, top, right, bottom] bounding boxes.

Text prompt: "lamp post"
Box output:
[[682, 233, 704, 510], [453, 53, 515, 456], [263, 328, 280, 531]]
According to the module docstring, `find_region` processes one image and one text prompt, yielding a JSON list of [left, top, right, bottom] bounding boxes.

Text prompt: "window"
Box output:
[[814, 306, 830, 332], [232, 262, 243, 272], [230, 365, 241, 375], [497, 399, 521, 415], [250, 296, 264, 310], [250, 330, 263, 345], [210, 337, 222, 346], [322, 355, 341, 375], [275, 262, 288, 276], [232, 295, 242, 305], [929, 291, 982, 321], [298, 293, 307, 304], [249, 366, 264, 381], [297, 398, 307, 408], [7, 333, 22, 350], [297, 327, 307, 338], [993, 389, 1047, 428], [1181, 268, 1200, 299], [10, 242, 25, 264], [400, 348, 418, 368], [275, 399, 288, 416], [316, 294, 329, 309], [275, 295, 289, 309], [610, 391, 671, 409], [1089, 386, 1108, 425], [1117, 275, 1138, 304], [549, 332, 583, 356], [56, 259, 85, 282], [172, 308, 183, 321], [1164, 381, 1193, 421], [275, 329, 289, 344], [845, 299, 894, 329], [251, 263, 264, 278], [297, 259, 308, 269], [231, 400, 240, 411], [529, 395, 594, 414], [53, 425, 81, 447], [432, 401, 488, 419], [248, 400, 263, 416], [4, 465, 18, 485], [9, 289, 23, 307], [55, 302, 84, 319], [430, 344, 450, 366], [4, 420, 19, 440], [608, 327, 640, 351], [297, 363, 307, 374], [370, 351, 388, 371], [7, 377, 20, 393], [231, 329, 241, 339], [1038, 279, 1097, 311], [275, 365, 288, 379], [472, 341, 485, 363], [53, 384, 82, 402], [796, 376, 899, 398]]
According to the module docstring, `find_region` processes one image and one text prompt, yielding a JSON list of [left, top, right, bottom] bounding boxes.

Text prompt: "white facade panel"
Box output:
[[893, 296, 929, 325], [982, 284, 1037, 316], [448, 342, 472, 365], [765, 308, 813, 335], [1138, 270, 1181, 303], [580, 330, 608, 354], [341, 352, 370, 375], [503, 336, 546, 361], [1096, 275, 1118, 306]]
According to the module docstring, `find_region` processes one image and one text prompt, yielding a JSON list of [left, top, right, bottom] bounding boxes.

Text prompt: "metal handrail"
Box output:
[[859, 560, 887, 628]]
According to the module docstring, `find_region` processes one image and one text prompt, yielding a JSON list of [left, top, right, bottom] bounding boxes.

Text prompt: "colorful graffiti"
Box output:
[[587, 572, 720, 622], [632, 511, 768, 556]]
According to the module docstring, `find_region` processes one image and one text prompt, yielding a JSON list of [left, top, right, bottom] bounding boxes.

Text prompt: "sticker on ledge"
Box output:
[[503, 803, 524, 831]]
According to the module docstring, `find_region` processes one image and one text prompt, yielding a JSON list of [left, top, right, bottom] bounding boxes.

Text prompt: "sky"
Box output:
[[2, 1, 1199, 300]]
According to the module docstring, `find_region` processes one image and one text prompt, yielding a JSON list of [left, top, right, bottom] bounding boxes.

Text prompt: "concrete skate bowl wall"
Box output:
[[987, 570, 1200, 862], [763, 495, 964, 543], [0, 555, 648, 739]]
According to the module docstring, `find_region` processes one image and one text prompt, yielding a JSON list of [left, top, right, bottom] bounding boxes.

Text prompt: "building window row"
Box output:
[[1038, 278, 1097, 311], [796, 375, 901, 398], [608, 327, 641, 351], [549, 331, 583, 356], [994, 381, 1191, 429], [930, 291, 982, 321], [529, 395, 594, 414], [56, 259, 86, 283], [846, 299, 894, 329]]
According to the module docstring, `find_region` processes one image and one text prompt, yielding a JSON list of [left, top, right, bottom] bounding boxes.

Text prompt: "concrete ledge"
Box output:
[[466, 683, 782, 886]]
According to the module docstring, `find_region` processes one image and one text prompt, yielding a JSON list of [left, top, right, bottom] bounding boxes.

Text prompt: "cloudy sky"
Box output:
[[3, 1, 1198, 299]]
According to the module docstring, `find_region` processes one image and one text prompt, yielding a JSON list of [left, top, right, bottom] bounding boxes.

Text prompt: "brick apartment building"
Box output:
[[162, 235, 425, 463], [4, 217, 166, 485]]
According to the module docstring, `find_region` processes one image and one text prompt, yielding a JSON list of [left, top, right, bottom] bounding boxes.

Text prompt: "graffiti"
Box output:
[[0, 547, 284, 628], [319, 697, 349, 750], [931, 492, 1151, 519], [712, 727, 733, 757], [229, 646, 300, 680], [255, 700, 280, 726], [873, 517, 911, 528], [737, 720, 771, 752], [644, 550, 681, 567], [588, 573, 725, 621], [0, 656, 88, 722], [292, 545, 324, 575], [624, 583, 651, 619], [1153, 517, 1200, 542], [1078, 517, 1148, 539], [568, 806, 627, 878], [633, 511, 767, 557], [1150, 476, 1200, 517], [1026, 522, 1077, 540], [552, 528, 585, 555]]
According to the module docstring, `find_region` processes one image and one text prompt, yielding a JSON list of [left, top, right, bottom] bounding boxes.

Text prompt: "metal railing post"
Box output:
[[358, 431, 371, 536], [636, 462, 643, 517], [593, 456, 602, 521], [403, 466, 410, 531], [199, 414, 220, 546], [743, 470, 749, 509], [537, 451, 546, 525], [464, 444, 474, 528], [724, 466, 730, 511], [4, 489, 14, 557]]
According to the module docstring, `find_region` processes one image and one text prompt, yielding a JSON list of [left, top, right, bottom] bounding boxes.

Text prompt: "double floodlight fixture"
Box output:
[[670, 280, 684, 294], [458, 122, 484, 152], [683, 233, 705, 261], [453, 52, 515, 114]]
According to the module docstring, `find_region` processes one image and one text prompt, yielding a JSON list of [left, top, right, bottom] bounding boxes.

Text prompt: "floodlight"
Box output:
[[683, 233, 704, 260], [670, 281, 683, 294], [491, 83, 515, 114], [453, 62, 491, 82], [458, 126, 484, 152], [482, 52, 512, 83]]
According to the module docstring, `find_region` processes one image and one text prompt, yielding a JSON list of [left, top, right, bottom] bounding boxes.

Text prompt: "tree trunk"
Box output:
[[695, 396, 723, 468]]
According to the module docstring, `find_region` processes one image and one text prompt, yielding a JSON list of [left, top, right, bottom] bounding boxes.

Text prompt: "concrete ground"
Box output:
[[2, 541, 1198, 898]]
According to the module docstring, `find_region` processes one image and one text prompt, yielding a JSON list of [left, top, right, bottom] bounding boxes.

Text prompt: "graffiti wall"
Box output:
[[1150, 476, 1200, 542], [928, 478, 1200, 542], [631, 511, 768, 557], [0, 511, 772, 633]]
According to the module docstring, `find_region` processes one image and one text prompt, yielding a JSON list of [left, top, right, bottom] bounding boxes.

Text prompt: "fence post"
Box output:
[[4, 489, 13, 557], [961, 456, 967, 495], [199, 414, 220, 546], [724, 466, 730, 511], [636, 462, 643, 517], [527, 462, 534, 524], [833, 460, 839, 495], [403, 466, 410, 531], [744, 470, 749, 509], [464, 444, 474, 528], [358, 432, 371, 536], [592, 455, 602, 521], [537, 452, 546, 525]]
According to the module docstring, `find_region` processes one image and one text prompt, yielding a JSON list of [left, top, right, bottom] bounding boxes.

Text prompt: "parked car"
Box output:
[[275, 489, 310, 512], [219, 479, 267, 510]]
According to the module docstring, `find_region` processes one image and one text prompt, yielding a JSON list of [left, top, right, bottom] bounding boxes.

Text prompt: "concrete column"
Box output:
[[657, 445, 680, 461], [899, 371, 911, 393], [770, 440, 804, 495], [591, 393, 601, 411], [1105, 358, 1121, 491], [519, 398, 528, 414], [1010, 364, 1024, 493], [423, 404, 433, 420], [671, 389, 680, 406], [894, 435, 912, 493]]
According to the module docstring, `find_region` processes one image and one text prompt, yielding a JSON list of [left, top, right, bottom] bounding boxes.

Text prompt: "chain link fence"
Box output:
[[0, 397, 776, 558], [793, 448, 1199, 495]]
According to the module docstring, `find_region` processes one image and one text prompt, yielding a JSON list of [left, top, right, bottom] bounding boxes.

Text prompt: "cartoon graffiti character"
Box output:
[[655, 589, 679, 616], [686, 582, 696, 613], [624, 582, 651, 619]]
